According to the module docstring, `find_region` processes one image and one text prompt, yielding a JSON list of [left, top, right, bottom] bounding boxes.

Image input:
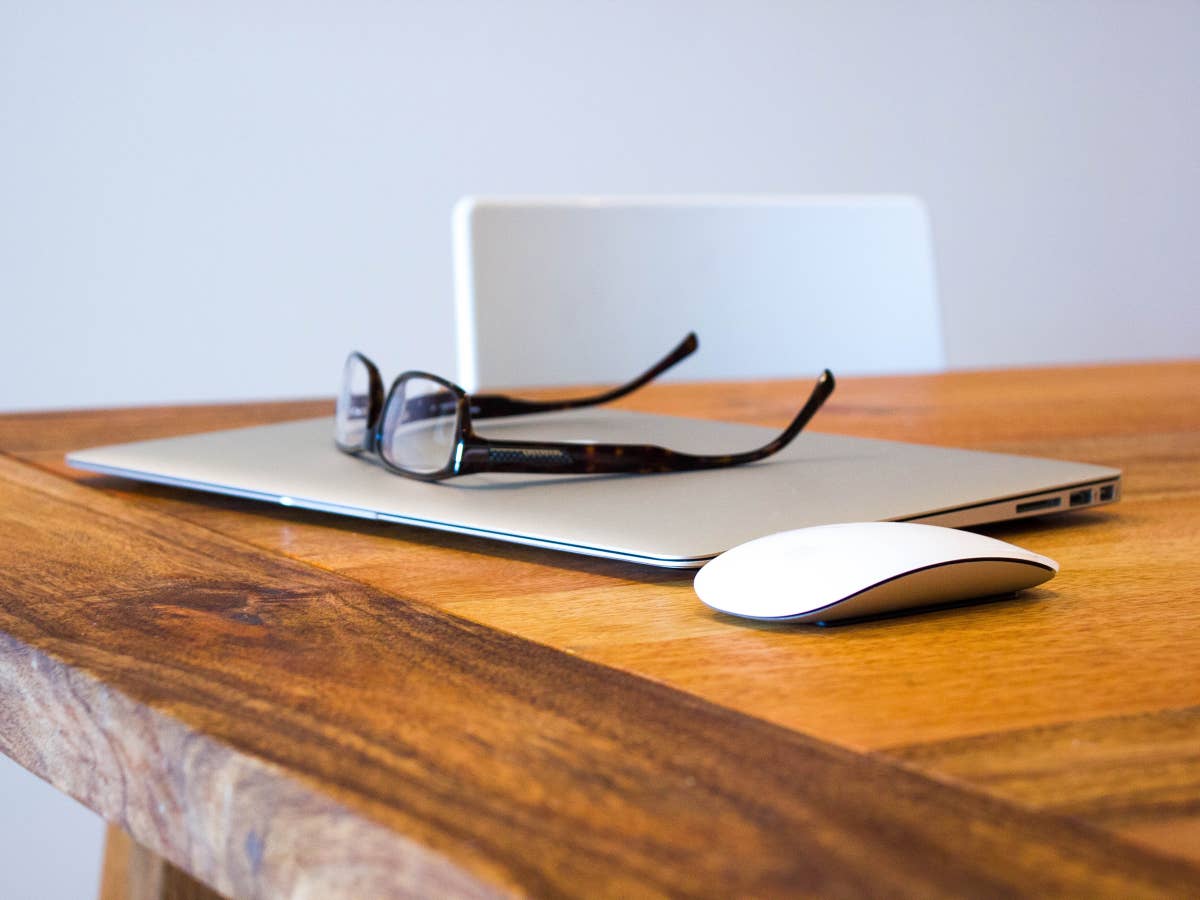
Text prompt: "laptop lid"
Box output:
[[67, 410, 1121, 569]]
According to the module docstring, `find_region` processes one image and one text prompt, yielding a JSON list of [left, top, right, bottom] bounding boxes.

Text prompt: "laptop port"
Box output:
[[1099, 484, 1115, 501], [1069, 489, 1093, 507], [1016, 497, 1062, 514]]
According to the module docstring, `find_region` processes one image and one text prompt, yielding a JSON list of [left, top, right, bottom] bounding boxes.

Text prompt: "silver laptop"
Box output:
[[67, 410, 1121, 568]]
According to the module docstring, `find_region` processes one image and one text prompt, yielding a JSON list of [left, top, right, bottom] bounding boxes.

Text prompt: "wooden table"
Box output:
[[2, 362, 1199, 898]]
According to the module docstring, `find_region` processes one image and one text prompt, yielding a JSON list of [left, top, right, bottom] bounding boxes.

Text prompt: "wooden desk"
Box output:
[[1, 363, 1198, 897]]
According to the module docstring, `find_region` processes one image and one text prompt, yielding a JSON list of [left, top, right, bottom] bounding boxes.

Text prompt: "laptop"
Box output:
[[67, 409, 1121, 568]]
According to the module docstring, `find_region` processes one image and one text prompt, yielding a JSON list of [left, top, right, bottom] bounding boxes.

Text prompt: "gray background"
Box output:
[[1, 1, 1197, 895]]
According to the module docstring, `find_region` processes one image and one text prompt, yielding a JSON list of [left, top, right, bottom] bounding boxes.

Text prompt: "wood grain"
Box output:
[[2, 450, 1199, 896], [2, 361, 1199, 894], [886, 705, 1200, 866], [16, 366, 1196, 747]]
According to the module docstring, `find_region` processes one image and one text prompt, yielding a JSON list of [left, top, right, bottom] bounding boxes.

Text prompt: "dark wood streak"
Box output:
[[885, 705, 1200, 858], [2, 455, 1200, 897], [0, 631, 494, 899]]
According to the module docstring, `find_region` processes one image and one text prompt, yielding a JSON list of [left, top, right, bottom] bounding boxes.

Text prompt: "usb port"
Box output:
[[1099, 484, 1115, 501], [1016, 497, 1062, 514], [1069, 489, 1093, 507]]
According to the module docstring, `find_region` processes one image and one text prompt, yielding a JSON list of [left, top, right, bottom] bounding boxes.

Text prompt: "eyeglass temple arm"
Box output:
[[459, 370, 835, 476], [465, 332, 699, 420]]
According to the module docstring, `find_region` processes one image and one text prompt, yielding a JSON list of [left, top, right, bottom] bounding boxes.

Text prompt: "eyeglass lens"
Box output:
[[335, 355, 373, 449], [379, 376, 461, 474]]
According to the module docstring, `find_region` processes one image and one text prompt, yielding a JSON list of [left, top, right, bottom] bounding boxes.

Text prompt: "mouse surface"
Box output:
[[693, 522, 1058, 623]]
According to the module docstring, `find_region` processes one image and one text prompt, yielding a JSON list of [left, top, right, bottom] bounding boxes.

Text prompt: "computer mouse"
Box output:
[[693, 521, 1058, 624]]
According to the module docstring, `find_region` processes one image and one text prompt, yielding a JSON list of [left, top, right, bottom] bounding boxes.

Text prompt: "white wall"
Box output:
[[0, 755, 104, 899], [0, 1, 1197, 894], [2, 1, 1198, 413]]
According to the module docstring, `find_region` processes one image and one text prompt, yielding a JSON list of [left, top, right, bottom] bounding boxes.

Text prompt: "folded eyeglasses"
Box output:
[[335, 333, 835, 482]]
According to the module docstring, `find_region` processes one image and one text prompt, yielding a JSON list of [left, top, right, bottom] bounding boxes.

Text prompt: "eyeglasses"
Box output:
[[335, 332, 835, 482]]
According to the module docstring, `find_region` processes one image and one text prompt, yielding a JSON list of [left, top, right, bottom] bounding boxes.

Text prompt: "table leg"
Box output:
[[98, 825, 225, 900]]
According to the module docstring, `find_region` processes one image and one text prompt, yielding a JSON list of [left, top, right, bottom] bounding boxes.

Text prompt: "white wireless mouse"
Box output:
[[693, 522, 1058, 624]]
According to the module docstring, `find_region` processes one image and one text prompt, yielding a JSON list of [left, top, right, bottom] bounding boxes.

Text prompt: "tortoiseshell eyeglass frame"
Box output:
[[335, 332, 699, 454], [336, 332, 835, 482]]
